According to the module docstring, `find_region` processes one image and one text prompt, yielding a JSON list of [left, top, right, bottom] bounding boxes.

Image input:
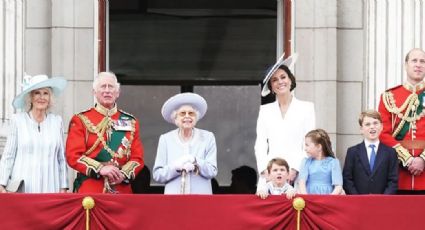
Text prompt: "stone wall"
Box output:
[[294, 0, 364, 164]]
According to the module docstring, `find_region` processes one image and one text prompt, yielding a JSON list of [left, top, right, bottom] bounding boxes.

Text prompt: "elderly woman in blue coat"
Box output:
[[153, 93, 218, 194]]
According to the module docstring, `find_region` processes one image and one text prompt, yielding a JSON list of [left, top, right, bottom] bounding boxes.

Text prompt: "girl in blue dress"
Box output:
[[298, 129, 343, 195]]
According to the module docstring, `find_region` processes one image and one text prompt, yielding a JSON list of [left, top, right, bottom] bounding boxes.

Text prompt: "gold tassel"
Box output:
[[292, 197, 306, 230], [82, 196, 95, 230]]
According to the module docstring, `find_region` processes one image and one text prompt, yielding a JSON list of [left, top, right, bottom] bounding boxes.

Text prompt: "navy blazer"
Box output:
[[343, 142, 398, 194]]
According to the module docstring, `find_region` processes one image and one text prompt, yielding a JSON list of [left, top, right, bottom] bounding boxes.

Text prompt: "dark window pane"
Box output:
[[109, 1, 276, 84]]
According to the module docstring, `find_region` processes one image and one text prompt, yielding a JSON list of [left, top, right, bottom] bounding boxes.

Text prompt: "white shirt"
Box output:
[[364, 140, 380, 162]]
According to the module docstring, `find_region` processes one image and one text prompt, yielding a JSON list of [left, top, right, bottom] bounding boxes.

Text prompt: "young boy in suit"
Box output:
[[343, 110, 398, 194]]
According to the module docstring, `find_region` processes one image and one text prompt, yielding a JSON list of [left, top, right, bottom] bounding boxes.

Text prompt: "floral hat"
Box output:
[[261, 53, 298, 96], [161, 93, 208, 124], [12, 74, 67, 109]]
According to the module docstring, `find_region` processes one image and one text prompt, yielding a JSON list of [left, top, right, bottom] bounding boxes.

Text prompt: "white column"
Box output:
[[366, 0, 425, 109], [0, 0, 24, 154]]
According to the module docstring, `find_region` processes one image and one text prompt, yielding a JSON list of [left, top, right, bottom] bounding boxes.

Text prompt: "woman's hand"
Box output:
[[288, 169, 298, 184], [331, 185, 343, 195], [0, 185, 7, 193], [182, 162, 195, 172], [297, 180, 307, 194]]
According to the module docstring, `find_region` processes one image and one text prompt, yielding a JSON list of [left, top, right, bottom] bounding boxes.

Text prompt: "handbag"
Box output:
[[6, 179, 24, 192]]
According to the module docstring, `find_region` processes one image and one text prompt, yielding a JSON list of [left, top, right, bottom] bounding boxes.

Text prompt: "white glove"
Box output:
[[183, 154, 196, 163], [172, 155, 196, 172], [172, 156, 188, 172], [182, 162, 195, 172]]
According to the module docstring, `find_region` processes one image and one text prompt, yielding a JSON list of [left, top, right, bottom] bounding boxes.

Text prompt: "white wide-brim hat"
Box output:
[[161, 93, 208, 124], [12, 74, 67, 109], [261, 53, 298, 96]]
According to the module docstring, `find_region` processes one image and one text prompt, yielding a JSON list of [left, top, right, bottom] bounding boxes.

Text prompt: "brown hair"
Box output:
[[405, 48, 425, 63], [358, 110, 382, 126], [267, 158, 290, 173], [305, 129, 335, 158], [267, 65, 297, 93]]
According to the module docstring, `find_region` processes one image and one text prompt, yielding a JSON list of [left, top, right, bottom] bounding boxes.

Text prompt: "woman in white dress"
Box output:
[[0, 75, 68, 193], [255, 54, 315, 193], [153, 93, 217, 194]]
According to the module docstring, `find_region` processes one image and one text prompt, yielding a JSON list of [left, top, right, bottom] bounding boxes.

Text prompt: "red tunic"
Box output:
[[378, 83, 425, 190], [66, 106, 144, 193]]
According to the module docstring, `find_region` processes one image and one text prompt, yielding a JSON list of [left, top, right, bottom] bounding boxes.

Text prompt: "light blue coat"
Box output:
[[153, 128, 218, 194]]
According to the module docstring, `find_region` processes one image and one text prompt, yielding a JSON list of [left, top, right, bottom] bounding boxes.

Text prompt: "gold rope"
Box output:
[[77, 114, 136, 159], [292, 197, 305, 230], [82, 196, 95, 230]]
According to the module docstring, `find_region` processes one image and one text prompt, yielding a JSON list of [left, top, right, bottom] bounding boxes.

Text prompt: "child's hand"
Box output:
[[285, 190, 296, 199], [256, 190, 269, 199]]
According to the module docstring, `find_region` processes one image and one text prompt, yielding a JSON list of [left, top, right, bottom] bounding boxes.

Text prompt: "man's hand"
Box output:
[[100, 165, 125, 184], [408, 157, 425, 176]]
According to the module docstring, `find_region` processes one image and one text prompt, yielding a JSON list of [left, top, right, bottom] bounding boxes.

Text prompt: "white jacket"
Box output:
[[254, 97, 315, 174]]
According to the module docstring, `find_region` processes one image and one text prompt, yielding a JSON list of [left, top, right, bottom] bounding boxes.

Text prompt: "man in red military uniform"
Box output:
[[66, 72, 144, 193], [379, 48, 425, 194]]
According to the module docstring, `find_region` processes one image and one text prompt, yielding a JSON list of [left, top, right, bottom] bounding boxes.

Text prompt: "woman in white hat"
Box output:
[[255, 54, 315, 196], [0, 75, 69, 193], [153, 93, 218, 194]]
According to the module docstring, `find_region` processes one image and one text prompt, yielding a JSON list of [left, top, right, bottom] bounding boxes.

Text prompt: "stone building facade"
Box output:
[[0, 0, 424, 186]]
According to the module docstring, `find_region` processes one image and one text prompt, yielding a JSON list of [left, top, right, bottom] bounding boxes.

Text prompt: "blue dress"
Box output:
[[299, 156, 343, 194]]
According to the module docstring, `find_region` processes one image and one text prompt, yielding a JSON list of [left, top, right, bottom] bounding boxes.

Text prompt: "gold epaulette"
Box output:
[[77, 107, 93, 115], [385, 84, 403, 92], [119, 109, 136, 119]]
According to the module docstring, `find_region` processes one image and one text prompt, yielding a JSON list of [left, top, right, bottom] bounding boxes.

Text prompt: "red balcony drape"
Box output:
[[0, 194, 424, 229]]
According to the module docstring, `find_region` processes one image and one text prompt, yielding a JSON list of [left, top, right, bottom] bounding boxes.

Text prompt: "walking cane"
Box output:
[[180, 169, 187, 194]]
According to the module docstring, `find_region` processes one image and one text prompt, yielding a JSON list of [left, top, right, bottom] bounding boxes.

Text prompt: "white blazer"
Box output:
[[254, 97, 315, 174]]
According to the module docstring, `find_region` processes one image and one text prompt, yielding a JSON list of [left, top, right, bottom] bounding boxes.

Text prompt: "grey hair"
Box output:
[[25, 87, 54, 112], [171, 105, 200, 124], [92, 71, 121, 91]]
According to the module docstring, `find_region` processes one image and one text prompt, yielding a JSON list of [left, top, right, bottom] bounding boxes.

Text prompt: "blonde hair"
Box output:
[[25, 87, 54, 112]]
